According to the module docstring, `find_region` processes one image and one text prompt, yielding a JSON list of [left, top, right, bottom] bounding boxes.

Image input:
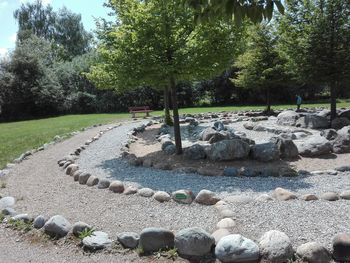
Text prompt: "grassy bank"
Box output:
[[1, 100, 349, 169]]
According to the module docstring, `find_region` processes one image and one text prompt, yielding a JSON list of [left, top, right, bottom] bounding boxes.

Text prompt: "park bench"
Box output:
[[128, 106, 153, 118]]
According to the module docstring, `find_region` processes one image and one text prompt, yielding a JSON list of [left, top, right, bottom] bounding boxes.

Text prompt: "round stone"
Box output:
[[0, 196, 15, 209], [138, 188, 154, 197], [33, 215, 47, 229], [44, 215, 72, 238], [301, 194, 319, 201], [154, 191, 171, 202], [109, 180, 125, 193], [195, 189, 220, 205], [123, 186, 138, 195], [171, 190, 194, 204], [78, 172, 91, 185], [216, 218, 236, 229], [212, 228, 231, 244], [320, 192, 339, 201], [86, 176, 99, 187], [296, 242, 330, 263], [97, 179, 110, 189], [273, 187, 297, 201], [117, 232, 140, 249], [66, 164, 79, 176]]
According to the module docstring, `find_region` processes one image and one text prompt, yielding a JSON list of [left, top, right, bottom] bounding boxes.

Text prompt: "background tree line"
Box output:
[[0, 0, 349, 122]]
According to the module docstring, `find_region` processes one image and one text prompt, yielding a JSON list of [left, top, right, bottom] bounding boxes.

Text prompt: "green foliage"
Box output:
[[8, 219, 33, 232], [78, 228, 95, 240], [0, 213, 4, 223]]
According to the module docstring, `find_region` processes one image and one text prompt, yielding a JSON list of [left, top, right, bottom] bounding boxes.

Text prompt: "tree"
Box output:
[[233, 24, 288, 112], [278, 0, 350, 119], [88, 0, 243, 154]]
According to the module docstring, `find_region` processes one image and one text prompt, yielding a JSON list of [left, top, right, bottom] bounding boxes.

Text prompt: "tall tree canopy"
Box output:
[[88, 0, 244, 153]]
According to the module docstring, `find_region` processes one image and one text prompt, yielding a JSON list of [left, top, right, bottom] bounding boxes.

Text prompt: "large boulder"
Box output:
[[320, 129, 338, 140], [174, 227, 214, 257], [332, 126, 350, 153], [208, 132, 229, 144], [201, 127, 218, 141], [297, 135, 332, 157], [259, 230, 294, 263], [215, 234, 260, 263], [339, 109, 350, 119], [183, 144, 206, 160], [139, 227, 175, 253], [270, 137, 298, 159], [331, 117, 350, 130], [206, 139, 250, 161], [277, 111, 300, 126], [296, 114, 329, 129], [250, 142, 280, 162], [44, 215, 72, 238], [296, 242, 330, 263]]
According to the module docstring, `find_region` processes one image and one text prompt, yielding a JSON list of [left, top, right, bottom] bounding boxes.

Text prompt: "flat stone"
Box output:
[[72, 221, 91, 237], [335, 165, 350, 172], [82, 231, 112, 250], [273, 187, 297, 201], [212, 229, 231, 244], [138, 188, 154, 197], [153, 191, 171, 202], [11, 214, 32, 223], [332, 233, 350, 261], [216, 218, 236, 229], [117, 232, 140, 249], [0, 196, 15, 209], [86, 176, 99, 187], [301, 194, 319, 201], [259, 230, 294, 263], [97, 179, 110, 189], [33, 215, 47, 229], [109, 180, 124, 193], [255, 194, 273, 202], [44, 215, 72, 238], [320, 192, 339, 201], [175, 227, 215, 257], [215, 234, 260, 263], [195, 189, 220, 205], [78, 172, 91, 185], [172, 190, 195, 204], [139, 227, 174, 253], [296, 242, 330, 263]]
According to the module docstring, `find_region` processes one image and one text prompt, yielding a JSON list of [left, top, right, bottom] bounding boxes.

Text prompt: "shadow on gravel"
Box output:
[[97, 157, 313, 195]]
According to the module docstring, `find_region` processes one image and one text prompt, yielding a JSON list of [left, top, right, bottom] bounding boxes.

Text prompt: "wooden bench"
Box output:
[[128, 106, 153, 118]]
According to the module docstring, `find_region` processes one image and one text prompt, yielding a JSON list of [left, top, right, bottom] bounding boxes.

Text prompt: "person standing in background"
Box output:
[[296, 94, 302, 111]]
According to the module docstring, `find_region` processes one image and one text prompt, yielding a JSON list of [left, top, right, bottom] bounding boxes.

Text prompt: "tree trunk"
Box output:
[[163, 86, 173, 126], [170, 77, 182, 154], [330, 84, 337, 121]]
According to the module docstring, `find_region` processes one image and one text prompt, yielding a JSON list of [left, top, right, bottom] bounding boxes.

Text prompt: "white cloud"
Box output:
[[9, 33, 17, 43], [20, 0, 52, 6], [0, 1, 8, 9], [0, 48, 8, 58]]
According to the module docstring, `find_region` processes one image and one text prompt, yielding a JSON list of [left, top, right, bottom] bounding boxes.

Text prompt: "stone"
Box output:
[[216, 218, 236, 229], [139, 227, 175, 253], [250, 142, 280, 162], [117, 232, 140, 249], [206, 139, 250, 161], [340, 191, 350, 200], [62, 161, 73, 169], [66, 164, 79, 176], [44, 215, 71, 238], [277, 110, 300, 126], [86, 176, 99, 187], [223, 167, 239, 177], [215, 234, 260, 263], [278, 167, 298, 177], [123, 186, 138, 195], [212, 229, 231, 244], [161, 140, 175, 151], [331, 117, 350, 130], [297, 135, 332, 157], [243, 122, 256, 130], [153, 162, 172, 170], [332, 126, 350, 153], [72, 221, 91, 237], [183, 144, 206, 160], [296, 242, 330, 263], [335, 165, 350, 172], [2, 207, 16, 216], [333, 233, 350, 261], [172, 190, 194, 204], [296, 114, 329, 129], [320, 192, 339, 201], [0, 196, 15, 209], [195, 189, 220, 205], [273, 187, 297, 201], [164, 144, 176, 155], [320, 129, 338, 140], [153, 191, 171, 202], [73, 170, 82, 181], [109, 180, 124, 193], [175, 227, 215, 257], [97, 178, 110, 189], [138, 188, 154, 197], [78, 172, 91, 185], [33, 215, 47, 229], [259, 230, 294, 263], [224, 195, 253, 204], [339, 109, 350, 119], [270, 137, 299, 159], [213, 121, 225, 131], [255, 194, 273, 202], [301, 194, 318, 201], [219, 209, 235, 219], [11, 214, 32, 223], [82, 231, 112, 250], [201, 127, 218, 141], [208, 132, 229, 144], [318, 109, 331, 117]]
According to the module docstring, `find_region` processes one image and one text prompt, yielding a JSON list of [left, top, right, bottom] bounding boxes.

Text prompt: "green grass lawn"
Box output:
[[1, 100, 349, 169]]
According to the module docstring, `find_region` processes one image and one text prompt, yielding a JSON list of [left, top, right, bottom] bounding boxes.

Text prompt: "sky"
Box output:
[[0, 0, 111, 57]]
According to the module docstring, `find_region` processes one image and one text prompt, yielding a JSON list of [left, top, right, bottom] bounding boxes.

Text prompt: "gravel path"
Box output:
[[0, 120, 218, 262]]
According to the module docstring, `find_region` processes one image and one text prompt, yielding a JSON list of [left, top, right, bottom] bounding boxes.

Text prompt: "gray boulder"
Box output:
[[250, 142, 280, 162], [183, 144, 206, 160], [213, 121, 225, 131], [2, 207, 16, 216], [320, 129, 338, 140], [296, 114, 329, 129], [259, 230, 294, 263], [215, 234, 260, 263], [201, 127, 218, 141], [109, 180, 124, 193], [82, 231, 112, 250], [270, 137, 298, 159], [164, 144, 176, 155], [138, 188, 154, 197], [296, 242, 330, 263], [331, 117, 350, 130], [206, 139, 250, 161], [117, 232, 140, 249], [44, 215, 72, 238], [332, 126, 350, 153], [66, 164, 79, 176], [297, 135, 332, 157], [277, 111, 300, 126], [208, 132, 229, 144], [139, 227, 175, 253], [175, 227, 214, 257], [161, 140, 174, 151], [339, 109, 350, 119], [33, 215, 47, 229]]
